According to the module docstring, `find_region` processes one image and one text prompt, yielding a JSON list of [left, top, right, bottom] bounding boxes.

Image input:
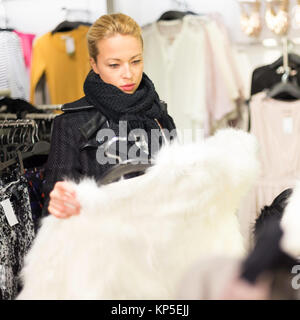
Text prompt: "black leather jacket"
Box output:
[[42, 96, 174, 216]]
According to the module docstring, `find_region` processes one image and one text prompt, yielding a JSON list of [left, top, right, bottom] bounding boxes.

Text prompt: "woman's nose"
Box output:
[[122, 64, 133, 79]]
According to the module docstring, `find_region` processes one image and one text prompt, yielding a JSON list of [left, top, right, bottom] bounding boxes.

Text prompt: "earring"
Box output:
[[239, 0, 262, 37], [265, 0, 289, 35]]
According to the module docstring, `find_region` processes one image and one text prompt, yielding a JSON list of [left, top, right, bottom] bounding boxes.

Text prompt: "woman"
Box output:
[[43, 13, 176, 219]]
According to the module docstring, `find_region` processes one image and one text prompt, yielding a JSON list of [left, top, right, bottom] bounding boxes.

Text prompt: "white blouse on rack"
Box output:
[[143, 16, 207, 142], [142, 15, 241, 140]]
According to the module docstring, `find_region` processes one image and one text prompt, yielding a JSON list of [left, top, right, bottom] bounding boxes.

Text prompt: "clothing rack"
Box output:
[[0, 119, 36, 128], [36, 104, 62, 111], [0, 113, 57, 120], [0, 119, 39, 147], [0, 114, 56, 143]]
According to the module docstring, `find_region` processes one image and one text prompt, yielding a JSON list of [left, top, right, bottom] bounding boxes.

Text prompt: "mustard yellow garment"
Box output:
[[30, 25, 91, 105]]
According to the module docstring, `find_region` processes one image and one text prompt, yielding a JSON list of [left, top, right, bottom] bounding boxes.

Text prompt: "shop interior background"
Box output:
[[0, 0, 298, 100], [1, 0, 300, 300]]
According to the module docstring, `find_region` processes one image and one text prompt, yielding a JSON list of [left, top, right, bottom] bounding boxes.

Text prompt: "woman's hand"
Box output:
[[48, 181, 81, 219]]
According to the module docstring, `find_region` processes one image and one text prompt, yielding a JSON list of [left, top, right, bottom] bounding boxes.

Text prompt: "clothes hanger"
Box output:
[[98, 160, 152, 186], [97, 116, 173, 186], [0, 120, 50, 172], [0, 28, 13, 32], [267, 64, 300, 100], [97, 136, 152, 185], [267, 37, 300, 100], [52, 7, 92, 34], [0, 140, 50, 172], [267, 78, 300, 99], [51, 21, 90, 34], [158, 11, 189, 21]]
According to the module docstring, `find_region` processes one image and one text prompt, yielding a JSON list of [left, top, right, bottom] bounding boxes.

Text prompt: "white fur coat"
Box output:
[[18, 128, 260, 300]]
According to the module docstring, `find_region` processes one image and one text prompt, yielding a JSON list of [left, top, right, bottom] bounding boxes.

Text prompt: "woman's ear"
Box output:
[[90, 57, 99, 74]]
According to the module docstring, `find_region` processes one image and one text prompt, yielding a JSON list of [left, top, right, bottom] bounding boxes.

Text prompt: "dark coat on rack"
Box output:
[[251, 54, 300, 97], [42, 96, 173, 216]]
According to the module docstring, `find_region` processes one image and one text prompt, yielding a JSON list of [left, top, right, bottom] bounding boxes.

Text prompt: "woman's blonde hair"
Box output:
[[87, 13, 143, 61]]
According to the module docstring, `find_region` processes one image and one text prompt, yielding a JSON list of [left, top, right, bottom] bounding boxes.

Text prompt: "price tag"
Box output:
[[282, 117, 293, 134], [61, 35, 75, 55], [1, 199, 18, 227]]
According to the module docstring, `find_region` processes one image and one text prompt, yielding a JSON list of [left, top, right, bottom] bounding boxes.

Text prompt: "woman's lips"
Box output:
[[120, 84, 135, 91]]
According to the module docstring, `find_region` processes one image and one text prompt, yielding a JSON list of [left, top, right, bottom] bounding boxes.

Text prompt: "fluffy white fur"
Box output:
[[18, 128, 260, 300], [280, 181, 300, 258]]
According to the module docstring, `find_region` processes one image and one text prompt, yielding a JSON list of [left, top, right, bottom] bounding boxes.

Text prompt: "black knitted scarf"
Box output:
[[83, 70, 176, 133]]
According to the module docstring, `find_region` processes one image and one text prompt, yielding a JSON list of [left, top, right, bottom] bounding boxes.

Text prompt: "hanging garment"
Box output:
[[30, 25, 91, 105], [24, 167, 45, 233], [0, 31, 29, 100], [0, 176, 35, 300], [204, 18, 242, 104], [18, 128, 260, 300], [142, 15, 241, 140], [142, 16, 208, 140], [0, 97, 42, 118], [240, 217, 297, 288], [206, 14, 247, 131], [254, 188, 292, 242], [238, 92, 300, 249], [201, 19, 242, 135], [13, 31, 35, 71]]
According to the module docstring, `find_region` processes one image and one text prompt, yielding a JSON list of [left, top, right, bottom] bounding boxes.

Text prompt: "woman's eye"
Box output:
[[109, 64, 119, 68], [132, 60, 141, 64]]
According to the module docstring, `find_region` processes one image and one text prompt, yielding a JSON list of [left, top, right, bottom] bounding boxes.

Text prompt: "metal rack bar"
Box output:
[[36, 104, 62, 111], [0, 119, 36, 127], [0, 113, 57, 120]]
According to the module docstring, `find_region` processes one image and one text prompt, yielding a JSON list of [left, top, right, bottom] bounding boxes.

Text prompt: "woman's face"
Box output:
[[90, 34, 144, 94]]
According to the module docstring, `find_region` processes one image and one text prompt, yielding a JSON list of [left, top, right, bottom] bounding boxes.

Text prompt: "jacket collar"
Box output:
[[79, 111, 107, 141], [61, 98, 168, 142], [61, 104, 95, 113], [62, 103, 107, 141]]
